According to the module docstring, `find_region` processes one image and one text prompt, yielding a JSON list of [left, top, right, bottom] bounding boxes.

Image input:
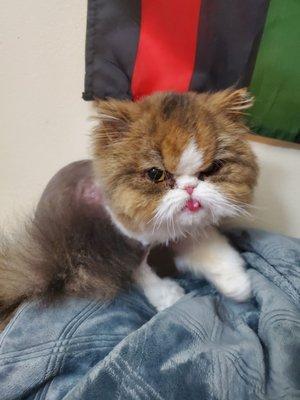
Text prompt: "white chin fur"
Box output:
[[106, 181, 242, 246], [152, 181, 241, 242], [192, 181, 240, 223]]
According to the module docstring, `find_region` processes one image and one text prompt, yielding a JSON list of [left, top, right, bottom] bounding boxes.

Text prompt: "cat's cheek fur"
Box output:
[[192, 181, 241, 221]]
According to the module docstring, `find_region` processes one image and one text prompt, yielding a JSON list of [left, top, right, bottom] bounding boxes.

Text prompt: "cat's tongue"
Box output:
[[185, 199, 201, 212]]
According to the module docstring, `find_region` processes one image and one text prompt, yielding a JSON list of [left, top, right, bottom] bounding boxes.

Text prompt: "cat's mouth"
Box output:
[[183, 199, 202, 213]]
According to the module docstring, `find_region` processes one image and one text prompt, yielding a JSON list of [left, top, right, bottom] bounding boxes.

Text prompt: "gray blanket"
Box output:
[[0, 229, 299, 399]]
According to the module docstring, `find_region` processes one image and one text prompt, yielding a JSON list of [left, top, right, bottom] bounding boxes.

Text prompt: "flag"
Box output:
[[83, 0, 300, 143]]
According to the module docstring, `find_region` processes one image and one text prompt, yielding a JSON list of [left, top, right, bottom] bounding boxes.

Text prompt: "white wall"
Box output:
[[236, 141, 300, 237], [0, 1, 91, 225], [0, 1, 299, 238]]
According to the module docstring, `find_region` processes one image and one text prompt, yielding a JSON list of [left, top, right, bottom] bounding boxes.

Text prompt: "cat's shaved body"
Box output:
[[0, 161, 147, 320], [0, 89, 258, 317]]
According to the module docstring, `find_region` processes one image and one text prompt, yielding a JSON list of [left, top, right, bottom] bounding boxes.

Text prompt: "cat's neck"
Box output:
[[104, 205, 144, 244], [104, 205, 162, 246], [104, 204, 206, 246]]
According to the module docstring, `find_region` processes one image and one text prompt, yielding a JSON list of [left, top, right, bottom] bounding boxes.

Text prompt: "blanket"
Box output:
[[0, 229, 299, 400]]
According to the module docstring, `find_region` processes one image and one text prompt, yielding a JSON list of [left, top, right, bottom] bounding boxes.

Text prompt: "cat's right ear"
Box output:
[[93, 98, 138, 140]]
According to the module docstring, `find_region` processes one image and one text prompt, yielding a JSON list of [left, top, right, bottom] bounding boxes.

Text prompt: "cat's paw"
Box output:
[[148, 278, 185, 311], [215, 271, 251, 302]]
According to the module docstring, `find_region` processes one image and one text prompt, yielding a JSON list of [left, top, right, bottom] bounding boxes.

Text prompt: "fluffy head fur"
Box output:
[[93, 89, 258, 244]]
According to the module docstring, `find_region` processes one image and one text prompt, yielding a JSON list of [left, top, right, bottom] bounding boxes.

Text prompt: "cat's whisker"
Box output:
[[226, 202, 252, 218], [177, 222, 187, 239], [209, 207, 217, 225], [98, 113, 119, 121], [151, 209, 167, 235], [151, 216, 162, 235], [170, 216, 177, 239]]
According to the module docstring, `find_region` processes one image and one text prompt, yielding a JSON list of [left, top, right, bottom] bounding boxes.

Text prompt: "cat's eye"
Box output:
[[147, 167, 166, 182], [198, 160, 223, 180]]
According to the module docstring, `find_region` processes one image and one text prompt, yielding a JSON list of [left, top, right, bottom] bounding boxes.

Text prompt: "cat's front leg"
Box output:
[[134, 261, 185, 311], [174, 227, 251, 302]]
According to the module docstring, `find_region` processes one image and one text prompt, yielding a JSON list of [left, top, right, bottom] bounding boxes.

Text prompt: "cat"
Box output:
[[0, 88, 258, 318]]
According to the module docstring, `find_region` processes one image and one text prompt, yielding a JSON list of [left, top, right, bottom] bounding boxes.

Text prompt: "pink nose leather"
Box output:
[[185, 186, 194, 195]]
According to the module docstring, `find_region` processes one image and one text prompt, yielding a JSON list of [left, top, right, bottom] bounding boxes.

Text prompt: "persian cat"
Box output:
[[0, 89, 258, 317]]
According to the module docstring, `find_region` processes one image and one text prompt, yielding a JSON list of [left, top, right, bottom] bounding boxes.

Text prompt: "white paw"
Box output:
[[214, 271, 251, 302], [146, 278, 185, 311]]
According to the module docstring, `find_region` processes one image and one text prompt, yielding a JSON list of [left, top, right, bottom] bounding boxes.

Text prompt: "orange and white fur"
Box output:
[[0, 89, 258, 318], [93, 89, 258, 310]]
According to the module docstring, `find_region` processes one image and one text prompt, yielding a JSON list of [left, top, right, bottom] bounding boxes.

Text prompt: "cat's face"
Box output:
[[92, 89, 258, 243]]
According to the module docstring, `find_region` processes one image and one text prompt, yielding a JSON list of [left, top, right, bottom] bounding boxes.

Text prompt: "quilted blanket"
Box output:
[[0, 229, 299, 400]]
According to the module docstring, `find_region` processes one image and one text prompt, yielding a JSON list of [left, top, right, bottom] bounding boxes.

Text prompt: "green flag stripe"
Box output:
[[248, 0, 300, 143]]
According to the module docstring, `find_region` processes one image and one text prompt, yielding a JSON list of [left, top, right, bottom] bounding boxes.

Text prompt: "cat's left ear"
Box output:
[[207, 88, 254, 119], [94, 98, 138, 139]]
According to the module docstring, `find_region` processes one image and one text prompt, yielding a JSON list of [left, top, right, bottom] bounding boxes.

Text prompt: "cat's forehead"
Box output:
[[158, 132, 214, 175], [148, 94, 217, 174]]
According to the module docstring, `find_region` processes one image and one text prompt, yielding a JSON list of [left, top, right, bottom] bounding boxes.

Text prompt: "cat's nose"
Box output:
[[185, 186, 194, 195]]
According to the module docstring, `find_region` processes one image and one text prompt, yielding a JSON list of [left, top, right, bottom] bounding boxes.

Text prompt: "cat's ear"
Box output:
[[94, 98, 138, 140], [207, 88, 254, 120]]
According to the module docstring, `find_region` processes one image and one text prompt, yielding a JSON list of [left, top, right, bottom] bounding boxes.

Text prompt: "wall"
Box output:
[[0, 1, 299, 238]]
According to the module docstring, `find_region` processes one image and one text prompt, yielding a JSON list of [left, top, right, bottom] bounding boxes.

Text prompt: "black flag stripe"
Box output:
[[83, 0, 141, 100], [189, 0, 270, 92]]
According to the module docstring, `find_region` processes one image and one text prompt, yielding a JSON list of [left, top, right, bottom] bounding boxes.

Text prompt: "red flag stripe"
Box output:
[[131, 0, 202, 100]]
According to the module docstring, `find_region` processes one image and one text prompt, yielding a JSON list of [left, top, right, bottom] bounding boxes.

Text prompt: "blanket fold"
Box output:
[[1, 229, 299, 400]]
